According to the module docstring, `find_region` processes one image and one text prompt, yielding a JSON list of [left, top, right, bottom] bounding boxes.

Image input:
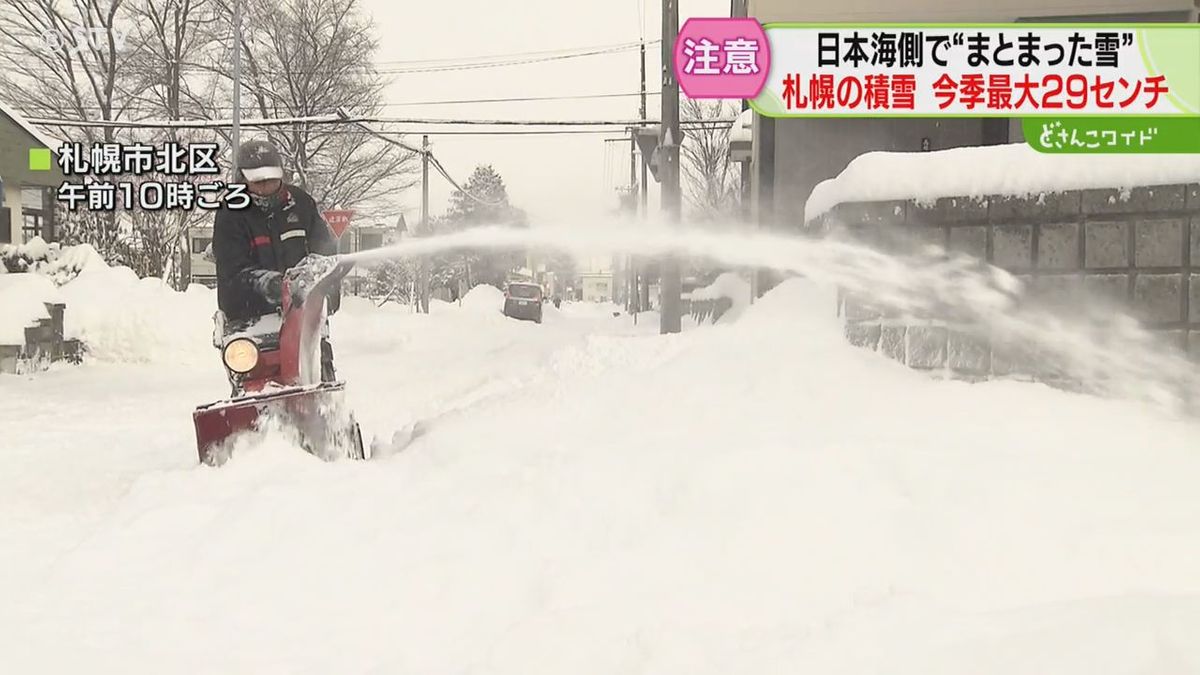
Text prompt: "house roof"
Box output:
[[0, 97, 61, 151]]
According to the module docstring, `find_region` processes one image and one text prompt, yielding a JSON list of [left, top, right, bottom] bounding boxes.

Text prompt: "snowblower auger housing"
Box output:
[[193, 255, 365, 466]]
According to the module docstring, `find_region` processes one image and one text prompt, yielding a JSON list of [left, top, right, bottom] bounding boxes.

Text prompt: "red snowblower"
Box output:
[[193, 255, 365, 466]]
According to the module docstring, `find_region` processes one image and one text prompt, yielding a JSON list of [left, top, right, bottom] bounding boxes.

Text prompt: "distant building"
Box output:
[[580, 273, 613, 303], [189, 225, 217, 286], [577, 253, 613, 302], [0, 100, 64, 246]]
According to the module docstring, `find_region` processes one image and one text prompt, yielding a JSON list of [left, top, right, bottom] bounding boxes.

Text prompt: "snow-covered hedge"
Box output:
[[1, 237, 107, 286]]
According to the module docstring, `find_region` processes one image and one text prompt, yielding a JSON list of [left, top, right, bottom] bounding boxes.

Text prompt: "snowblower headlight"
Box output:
[[222, 338, 259, 374]]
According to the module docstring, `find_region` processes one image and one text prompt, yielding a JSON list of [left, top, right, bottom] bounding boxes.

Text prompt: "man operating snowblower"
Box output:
[[194, 138, 364, 466], [213, 139, 342, 382]]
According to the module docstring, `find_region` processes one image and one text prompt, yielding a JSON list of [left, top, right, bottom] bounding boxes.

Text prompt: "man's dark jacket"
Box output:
[[213, 184, 340, 320]]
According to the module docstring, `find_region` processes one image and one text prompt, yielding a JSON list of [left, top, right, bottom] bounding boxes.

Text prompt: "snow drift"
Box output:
[[460, 282, 506, 315], [2, 274, 1199, 675], [58, 266, 216, 364]]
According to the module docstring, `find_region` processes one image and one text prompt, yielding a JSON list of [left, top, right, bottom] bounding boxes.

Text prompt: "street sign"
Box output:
[[635, 125, 660, 160], [635, 125, 686, 183], [322, 210, 353, 238]]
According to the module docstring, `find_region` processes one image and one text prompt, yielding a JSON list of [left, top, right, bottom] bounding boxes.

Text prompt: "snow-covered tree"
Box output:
[[428, 165, 527, 294]]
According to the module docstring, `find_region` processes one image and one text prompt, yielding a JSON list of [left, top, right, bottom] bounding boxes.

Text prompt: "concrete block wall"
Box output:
[[0, 301, 82, 374], [822, 182, 1200, 379]]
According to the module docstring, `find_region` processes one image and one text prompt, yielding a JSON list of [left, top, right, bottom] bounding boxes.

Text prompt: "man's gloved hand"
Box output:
[[252, 269, 284, 306]]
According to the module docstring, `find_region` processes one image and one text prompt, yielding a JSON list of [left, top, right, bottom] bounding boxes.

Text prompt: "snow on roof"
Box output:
[[804, 142, 1200, 223], [0, 97, 61, 151], [730, 108, 753, 144]]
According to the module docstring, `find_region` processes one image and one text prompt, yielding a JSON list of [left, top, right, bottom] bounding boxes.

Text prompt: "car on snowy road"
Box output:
[[503, 282, 544, 323]]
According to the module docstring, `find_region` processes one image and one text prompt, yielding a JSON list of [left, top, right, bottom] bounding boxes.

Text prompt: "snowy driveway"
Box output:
[[2, 282, 1200, 674]]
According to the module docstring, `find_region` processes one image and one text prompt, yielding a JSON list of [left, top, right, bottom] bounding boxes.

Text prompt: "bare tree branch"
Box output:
[[680, 98, 738, 221]]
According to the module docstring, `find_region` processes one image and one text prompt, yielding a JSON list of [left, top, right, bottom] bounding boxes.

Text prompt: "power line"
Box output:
[[10, 90, 667, 114], [335, 111, 506, 208], [368, 39, 661, 66], [0, 40, 656, 78], [25, 113, 737, 129], [0, 39, 658, 69], [368, 91, 665, 107]]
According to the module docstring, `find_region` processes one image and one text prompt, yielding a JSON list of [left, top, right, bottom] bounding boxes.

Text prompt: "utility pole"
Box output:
[[628, 125, 638, 314], [732, 0, 755, 303], [638, 43, 648, 312], [640, 40, 649, 216], [659, 0, 682, 334], [418, 134, 431, 313], [230, 0, 242, 179], [635, 40, 650, 317]]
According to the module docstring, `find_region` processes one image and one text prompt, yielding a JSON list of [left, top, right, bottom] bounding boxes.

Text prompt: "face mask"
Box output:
[[252, 192, 281, 211]]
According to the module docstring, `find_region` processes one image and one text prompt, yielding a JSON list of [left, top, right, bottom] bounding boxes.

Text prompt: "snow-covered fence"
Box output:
[[687, 272, 752, 325], [806, 144, 1200, 381]]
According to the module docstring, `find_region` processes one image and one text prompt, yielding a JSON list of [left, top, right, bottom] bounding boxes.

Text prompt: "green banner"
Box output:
[[1023, 117, 1200, 153]]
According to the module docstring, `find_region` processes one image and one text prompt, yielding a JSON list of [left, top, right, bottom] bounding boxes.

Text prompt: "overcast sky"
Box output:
[[357, 0, 730, 227]]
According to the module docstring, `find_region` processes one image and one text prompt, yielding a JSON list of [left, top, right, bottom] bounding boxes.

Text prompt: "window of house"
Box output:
[[19, 187, 51, 242], [22, 211, 42, 241], [192, 237, 212, 253], [359, 232, 383, 250]]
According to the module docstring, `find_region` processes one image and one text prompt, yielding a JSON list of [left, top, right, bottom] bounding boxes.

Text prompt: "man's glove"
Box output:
[[252, 269, 283, 306]]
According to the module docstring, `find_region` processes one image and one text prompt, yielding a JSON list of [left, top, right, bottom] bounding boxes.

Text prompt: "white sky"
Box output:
[[358, 0, 730, 226]]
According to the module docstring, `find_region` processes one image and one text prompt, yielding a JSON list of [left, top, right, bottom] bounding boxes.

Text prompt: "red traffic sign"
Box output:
[[322, 210, 354, 238]]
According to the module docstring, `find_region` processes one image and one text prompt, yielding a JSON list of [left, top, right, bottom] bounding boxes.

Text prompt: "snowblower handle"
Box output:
[[283, 255, 354, 310]]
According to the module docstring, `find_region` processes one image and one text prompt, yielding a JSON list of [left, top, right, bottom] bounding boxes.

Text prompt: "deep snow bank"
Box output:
[[805, 142, 1200, 221], [4, 278, 1199, 675], [460, 283, 506, 314], [59, 266, 215, 364]]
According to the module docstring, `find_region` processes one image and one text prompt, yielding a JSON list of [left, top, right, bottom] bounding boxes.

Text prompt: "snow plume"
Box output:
[[345, 221, 1199, 413]]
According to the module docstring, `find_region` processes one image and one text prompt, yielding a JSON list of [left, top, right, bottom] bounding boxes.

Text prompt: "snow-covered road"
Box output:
[[2, 278, 1199, 674]]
